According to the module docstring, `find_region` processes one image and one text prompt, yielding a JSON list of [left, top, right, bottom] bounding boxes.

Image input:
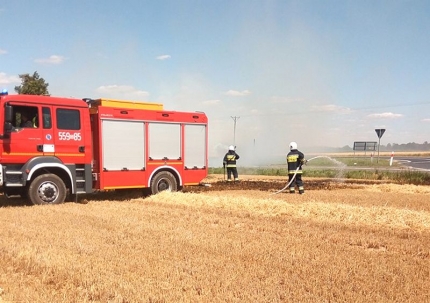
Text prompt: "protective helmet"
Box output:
[[229, 145, 235, 151], [289, 141, 298, 150]]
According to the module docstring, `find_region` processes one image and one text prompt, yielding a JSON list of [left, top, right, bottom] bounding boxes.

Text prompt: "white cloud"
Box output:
[[224, 89, 251, 96], [367, 112, 403, 119], [95, 85, 149, 99], [422, 118, 430, 122], [0, 49, 7, 55], [270, 96, 301, 103], [0, 72, 20, 84], [34, 55, 66, 64], [202, 99, 220, 105], [156, 55, 171, 60], [311, 104, 353, 114]]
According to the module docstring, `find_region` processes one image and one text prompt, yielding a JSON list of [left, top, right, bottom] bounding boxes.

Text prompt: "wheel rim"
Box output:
[[157, 179, 171, 192], [37, 181, 59, 203]]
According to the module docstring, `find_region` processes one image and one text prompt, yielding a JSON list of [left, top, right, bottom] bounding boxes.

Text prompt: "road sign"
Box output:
[[375, 129, 386, 163], [375, 129, 386, 139], [353, 141, 377, 151]]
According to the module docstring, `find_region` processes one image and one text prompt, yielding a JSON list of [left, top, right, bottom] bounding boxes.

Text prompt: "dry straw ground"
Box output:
[[0, 175, 429, 302]]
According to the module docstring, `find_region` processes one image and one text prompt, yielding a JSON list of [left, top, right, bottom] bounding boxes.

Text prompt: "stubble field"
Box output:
[[0, 174, 429, 302]]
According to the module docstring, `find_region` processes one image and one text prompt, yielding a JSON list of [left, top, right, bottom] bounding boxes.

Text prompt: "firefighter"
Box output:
[[223, 145, 240, 181], [20, 112, 34, 128], [287, 141, 307, 194]]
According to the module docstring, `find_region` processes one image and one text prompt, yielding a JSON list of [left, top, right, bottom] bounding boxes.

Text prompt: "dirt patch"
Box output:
[[184, 174, 389, 193]]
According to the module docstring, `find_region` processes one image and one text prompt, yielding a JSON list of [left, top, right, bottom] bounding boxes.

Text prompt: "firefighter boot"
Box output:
[[289, 187, 295, 194], [299, 186, 304, 194]]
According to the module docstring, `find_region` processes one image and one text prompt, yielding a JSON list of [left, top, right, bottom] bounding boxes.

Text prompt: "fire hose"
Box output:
[[272, 156, 323, 195]]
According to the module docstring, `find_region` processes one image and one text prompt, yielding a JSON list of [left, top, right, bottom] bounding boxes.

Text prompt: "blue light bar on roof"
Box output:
[[0, 89, 8, 96]]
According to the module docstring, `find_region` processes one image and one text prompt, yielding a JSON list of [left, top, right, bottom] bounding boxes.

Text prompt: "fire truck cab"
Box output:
[[0, 91, 208, 205]]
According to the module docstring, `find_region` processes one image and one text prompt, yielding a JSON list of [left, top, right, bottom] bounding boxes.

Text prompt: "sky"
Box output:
[[1, 0, 430, 165]]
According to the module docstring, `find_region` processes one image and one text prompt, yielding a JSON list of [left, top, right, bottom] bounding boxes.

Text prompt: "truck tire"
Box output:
[[28, 174, 67, 205], [150, 171, 178, 194]]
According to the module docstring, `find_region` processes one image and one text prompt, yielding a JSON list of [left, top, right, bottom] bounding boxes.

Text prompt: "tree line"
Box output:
[[333, 142, 430, 153], [382, 142, 430, 151]]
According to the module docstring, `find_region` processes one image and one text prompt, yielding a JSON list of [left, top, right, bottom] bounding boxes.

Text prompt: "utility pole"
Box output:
[[231, 116, 240, 146]]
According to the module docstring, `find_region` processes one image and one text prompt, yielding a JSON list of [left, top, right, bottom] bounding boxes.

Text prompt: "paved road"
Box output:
[[271, 156, 430, 172], [395, 157, 430, 171]]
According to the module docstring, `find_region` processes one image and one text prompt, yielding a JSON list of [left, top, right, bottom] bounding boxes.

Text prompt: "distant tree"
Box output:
[[372, 142, 430, 152], [14, 71, 49, 95], [340, 145, 352, 152]]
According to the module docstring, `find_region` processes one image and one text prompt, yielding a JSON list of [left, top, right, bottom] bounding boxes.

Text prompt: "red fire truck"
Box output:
[[0, 91, 208, 205]]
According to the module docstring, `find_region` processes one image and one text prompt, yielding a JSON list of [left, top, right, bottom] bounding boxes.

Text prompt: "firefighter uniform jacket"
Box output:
[[223, 151, 240, 167], [287, 149, 306, 174]]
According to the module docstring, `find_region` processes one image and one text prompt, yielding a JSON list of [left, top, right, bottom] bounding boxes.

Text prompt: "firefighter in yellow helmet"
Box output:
[[287, 141, 307, 194], [223, 145, 240, 181]]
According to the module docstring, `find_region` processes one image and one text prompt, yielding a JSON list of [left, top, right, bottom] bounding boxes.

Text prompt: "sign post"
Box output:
[[375, 129, 386, 163]]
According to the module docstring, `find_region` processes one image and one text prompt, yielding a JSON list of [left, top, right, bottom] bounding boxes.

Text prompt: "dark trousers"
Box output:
[[227, 167, 238, 180], [288, 173, 304, 193]]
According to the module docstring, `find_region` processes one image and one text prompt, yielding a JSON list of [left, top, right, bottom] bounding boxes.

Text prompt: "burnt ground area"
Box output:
[[0, 178, 394, 207], [182, 178, 385, 193]]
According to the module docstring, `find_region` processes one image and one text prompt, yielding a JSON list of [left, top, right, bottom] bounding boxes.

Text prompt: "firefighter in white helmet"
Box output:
[[223, 145, 240, 181], [287, 141, 307, 194]]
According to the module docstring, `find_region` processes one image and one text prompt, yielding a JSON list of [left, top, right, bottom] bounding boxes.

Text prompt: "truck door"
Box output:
[[4, 104, 44, 162], [52, 107, 86, 164]]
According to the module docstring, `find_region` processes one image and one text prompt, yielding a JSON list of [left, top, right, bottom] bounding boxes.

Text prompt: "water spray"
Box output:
[[271, 156, 343, 195]]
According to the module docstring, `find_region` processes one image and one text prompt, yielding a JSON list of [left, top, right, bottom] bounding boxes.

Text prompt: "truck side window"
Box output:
[[11, 105, 39, 128], [42, 107, 52, 129], [57, 108, 80, 130]]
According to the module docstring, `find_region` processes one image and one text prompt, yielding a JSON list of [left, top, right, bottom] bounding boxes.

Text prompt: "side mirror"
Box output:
[[4, 122, 12, 132], [3, 105, 13, 135], [5, 105, 13, 123]]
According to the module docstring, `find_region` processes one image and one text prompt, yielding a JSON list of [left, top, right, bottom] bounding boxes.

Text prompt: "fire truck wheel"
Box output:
[[28, 174, 67, 205], [150, 171, 178, 194]]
